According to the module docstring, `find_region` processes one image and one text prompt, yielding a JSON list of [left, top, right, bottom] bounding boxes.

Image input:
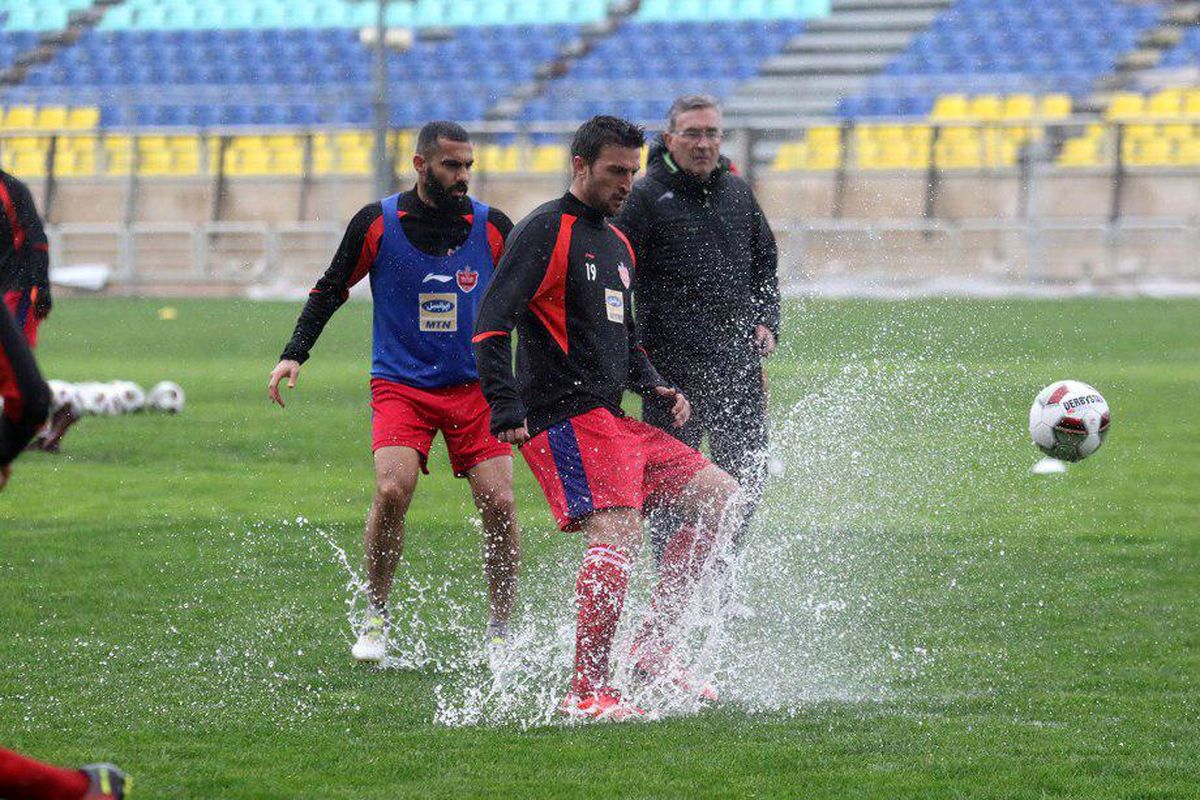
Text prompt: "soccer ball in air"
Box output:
[[148, 381, 185, 414], [1028, 380, 1110, 462]]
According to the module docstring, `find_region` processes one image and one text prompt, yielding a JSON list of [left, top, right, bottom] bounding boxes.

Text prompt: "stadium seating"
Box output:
[[842, 0, 1162, 118], [1158, 25, 1200, 68], [635, 0, 829, 22], [1056, 88, 1200, 167], [14, 24, 580, 129], [523, 19, 807, 122], [0, 0, 94, 32], [99, 0, 609, 30], [772, 93, 1072, 171]]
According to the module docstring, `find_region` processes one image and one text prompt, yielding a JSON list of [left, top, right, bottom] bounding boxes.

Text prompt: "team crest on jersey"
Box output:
[[617, 262, 631, 289], [456, 266, 479, 293], [419, 293, 457, 332]]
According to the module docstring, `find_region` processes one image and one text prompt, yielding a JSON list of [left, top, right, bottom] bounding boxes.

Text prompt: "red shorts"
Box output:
[[370, 378, 510, 477], [521, 406, 711, 531], [3, 289, 42, 348]]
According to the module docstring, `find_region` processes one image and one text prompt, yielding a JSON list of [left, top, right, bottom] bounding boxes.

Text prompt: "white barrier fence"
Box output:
[[48, 217, 1200, 296]]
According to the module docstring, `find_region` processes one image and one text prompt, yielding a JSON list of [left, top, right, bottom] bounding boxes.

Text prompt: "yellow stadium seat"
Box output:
[[1176, 137, 1200, 166], [931, 94, 969, 120], [65, 106, 100, 130], [968, 95, 1003, 121], [1002, 94, 1036, 120], [35, 106, 68, 130], [1056, 125, 1106, 167], [102, 136, 134, 175], [1038, 94, 1072, 119], [1184, 90, 1200, 117], [1106, 92, 1145, 121], [1146, 89, 1183, 119], [530, 144, 568, 173], [1161, 123, 1193, 140], [3, 106, 36, 129]]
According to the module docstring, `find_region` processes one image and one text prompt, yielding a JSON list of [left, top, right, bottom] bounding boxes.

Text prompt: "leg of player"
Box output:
[[354, 445, 422, 663], [559, 507, 648, 721], [0, 746, 128, 800], [632, 464, 743, 701], [707, 383, 769, 620], [465, 454, 520, 671]]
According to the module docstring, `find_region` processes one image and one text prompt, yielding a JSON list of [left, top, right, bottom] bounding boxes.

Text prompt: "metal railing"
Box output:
[[46, 216, 1200, 293]]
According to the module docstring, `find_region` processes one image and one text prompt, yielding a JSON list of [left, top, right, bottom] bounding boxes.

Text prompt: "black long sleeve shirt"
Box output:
[[611, 139, 780, 383], [472, 191, 666, 438], [0, 305, 49, 466], [0, 170, 52, 317], [280, 188, 513, 363]]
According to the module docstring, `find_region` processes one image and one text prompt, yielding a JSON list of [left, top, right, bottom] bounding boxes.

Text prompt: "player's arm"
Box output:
[[0, 306, 50, 479], [472, 212, 559, 443], [748, 192, 780, 356], [269, 203, 380, 407], [10, 178, 51, 319]]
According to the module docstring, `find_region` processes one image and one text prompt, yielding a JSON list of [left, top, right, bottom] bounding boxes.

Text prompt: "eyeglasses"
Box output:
[[673, 128, 724, 142]]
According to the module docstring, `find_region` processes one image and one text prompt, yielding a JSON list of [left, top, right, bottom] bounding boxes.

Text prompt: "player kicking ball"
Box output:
[[268, 121, 520, 672], [473, 116, 744, 721]]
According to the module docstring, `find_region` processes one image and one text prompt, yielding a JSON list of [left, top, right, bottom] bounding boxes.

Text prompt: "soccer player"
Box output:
[[268, 121, 521, 668], [0, 169, 76, 452], [612, 95, 780, 617], [0, 749, 127, 800], [1, 280, 126, 800], [0, 169, 52, 348], [1, 303, 50, 488], [473, 116, 744, 720]]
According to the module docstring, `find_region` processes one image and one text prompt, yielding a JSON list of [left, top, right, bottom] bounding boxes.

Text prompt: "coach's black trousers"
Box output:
[[0, 305, 49, 467], [642, 359, 768, 557]]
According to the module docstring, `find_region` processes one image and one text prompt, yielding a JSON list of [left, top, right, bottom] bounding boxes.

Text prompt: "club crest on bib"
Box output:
[[617, 262, 631, 290], [456, 266, 479, 293]]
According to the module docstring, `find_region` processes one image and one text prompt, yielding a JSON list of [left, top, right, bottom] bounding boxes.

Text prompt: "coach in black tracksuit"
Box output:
[[613, 96, 780, 550]]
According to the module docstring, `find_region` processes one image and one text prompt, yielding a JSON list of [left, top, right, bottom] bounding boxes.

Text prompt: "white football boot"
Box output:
[[351, 610, 387, 663]]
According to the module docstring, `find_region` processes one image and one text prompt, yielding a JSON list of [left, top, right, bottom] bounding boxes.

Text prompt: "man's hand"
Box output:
[[267, 359, 302, 407], [654, 386, 691, 428], [497, 422, 530, 446], [0, 463, 11, 491], [754, 324, 777, 357]]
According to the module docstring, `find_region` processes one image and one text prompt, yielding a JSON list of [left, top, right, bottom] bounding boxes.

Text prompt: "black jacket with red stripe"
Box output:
[[473, 191, 667, 438], [0, 170, 52, 316], [280, 187, 512, 364]]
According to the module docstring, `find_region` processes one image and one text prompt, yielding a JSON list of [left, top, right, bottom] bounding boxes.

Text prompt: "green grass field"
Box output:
[[1, 297, 1197, 799]]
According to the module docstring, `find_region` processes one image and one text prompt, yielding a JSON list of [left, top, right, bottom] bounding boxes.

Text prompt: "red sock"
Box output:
[[572, 544, 631, 696], [635, 524, 716, 658], [0, 747, 90, 800]]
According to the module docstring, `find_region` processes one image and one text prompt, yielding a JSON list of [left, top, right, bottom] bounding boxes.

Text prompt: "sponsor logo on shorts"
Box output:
[[604, 288, 624, 323], [419, 293, 457, 332]]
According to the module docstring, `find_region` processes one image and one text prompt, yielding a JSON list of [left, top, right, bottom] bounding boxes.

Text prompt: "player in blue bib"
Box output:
[[268, 122, 520, 671]]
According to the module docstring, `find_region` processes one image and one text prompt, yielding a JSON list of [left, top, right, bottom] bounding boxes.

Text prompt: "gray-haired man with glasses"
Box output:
[[612, 95, 780, 619]]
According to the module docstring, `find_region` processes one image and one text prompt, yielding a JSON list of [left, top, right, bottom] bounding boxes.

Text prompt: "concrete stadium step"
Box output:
[[804, 8, 944, 34], [724, 96, 839, 119], [738, 74, 868, 98], [786, 30, 916, 53], [761, 52, 894, 75], [830, 0, 953, 12]]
